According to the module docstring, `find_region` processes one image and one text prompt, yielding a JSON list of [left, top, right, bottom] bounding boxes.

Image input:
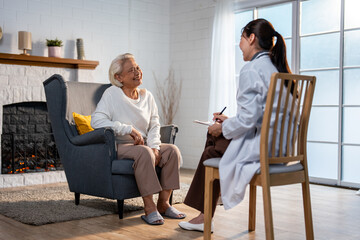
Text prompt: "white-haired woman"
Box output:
[[91, 53, 185, 225]]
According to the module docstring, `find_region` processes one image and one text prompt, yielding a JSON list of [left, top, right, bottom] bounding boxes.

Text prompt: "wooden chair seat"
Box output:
[[203, 158, 303, 174]]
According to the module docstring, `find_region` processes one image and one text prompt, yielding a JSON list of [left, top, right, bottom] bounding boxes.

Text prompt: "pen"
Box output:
[[219, 106, 227, 115], [215, 106, 226, 122]]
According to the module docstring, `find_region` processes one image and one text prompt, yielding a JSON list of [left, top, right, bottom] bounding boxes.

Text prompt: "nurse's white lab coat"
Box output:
[[220, 53, 292, 210]]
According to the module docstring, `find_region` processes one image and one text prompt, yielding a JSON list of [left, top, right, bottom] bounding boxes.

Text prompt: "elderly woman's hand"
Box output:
[[130, 127, 144, 145], [208, 122, 222, 137], [152, 148, 161, 166]]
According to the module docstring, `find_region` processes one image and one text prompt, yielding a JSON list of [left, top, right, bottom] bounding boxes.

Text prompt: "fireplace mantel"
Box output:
[[0, 53, 99, 69]]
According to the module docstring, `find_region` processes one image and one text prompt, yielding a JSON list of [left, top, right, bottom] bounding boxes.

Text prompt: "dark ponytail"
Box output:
[[242, 18, 291, 74], [271, 31, 291, 73]]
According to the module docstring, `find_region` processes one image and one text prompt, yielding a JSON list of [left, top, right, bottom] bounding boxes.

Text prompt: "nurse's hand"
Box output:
[[212, 113, 228, 123], [208, 122, 222, 137]]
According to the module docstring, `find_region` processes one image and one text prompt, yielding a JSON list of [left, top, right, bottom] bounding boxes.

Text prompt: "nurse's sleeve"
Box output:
[[222, 69, 264, 139], [91, 90, 132, 136]]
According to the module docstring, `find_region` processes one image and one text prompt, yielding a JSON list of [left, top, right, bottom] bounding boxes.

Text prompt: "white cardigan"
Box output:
[[91, 86, 161, 150]]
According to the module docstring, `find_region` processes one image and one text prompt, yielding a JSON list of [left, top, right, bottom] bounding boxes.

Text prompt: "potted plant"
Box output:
[[46, 38, 63, 58]]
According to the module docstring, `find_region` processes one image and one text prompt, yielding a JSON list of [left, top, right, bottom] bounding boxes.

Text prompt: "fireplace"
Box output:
[[1, 102, 62, 174], [0, 58, 96, 187]]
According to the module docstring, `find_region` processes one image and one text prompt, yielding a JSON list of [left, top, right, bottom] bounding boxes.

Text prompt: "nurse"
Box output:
[[179, 18, 292, 232]]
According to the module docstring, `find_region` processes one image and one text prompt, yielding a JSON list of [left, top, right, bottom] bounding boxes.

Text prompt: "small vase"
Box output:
[[48, 46, 61, 58], [76, 38, 85, 60]]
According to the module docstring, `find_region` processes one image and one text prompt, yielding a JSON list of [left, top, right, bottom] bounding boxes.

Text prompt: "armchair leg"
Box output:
[[75, 193, 80, 205], [117, 199, 124, 219]]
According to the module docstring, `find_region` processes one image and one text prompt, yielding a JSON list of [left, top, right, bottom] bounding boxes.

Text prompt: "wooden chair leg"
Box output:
[[248, 184, 257, 231], [75, 193, 80, 205], [262, 184, 274, 240], [204, 167, 214, 240], [117, 199, 124, 219], [302, 181, 314, 240]]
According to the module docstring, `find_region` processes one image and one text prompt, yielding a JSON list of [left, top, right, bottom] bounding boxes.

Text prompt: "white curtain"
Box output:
[[208, 0, 237, 120]]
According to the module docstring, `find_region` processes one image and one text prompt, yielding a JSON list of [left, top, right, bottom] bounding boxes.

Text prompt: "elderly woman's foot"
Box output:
[[141, 211, 164, 225], [157, 203, 186, 219], [144, 204, 164, 225]]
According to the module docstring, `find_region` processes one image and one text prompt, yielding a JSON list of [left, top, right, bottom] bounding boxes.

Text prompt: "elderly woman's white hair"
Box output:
[[108, 53, 135, 87]]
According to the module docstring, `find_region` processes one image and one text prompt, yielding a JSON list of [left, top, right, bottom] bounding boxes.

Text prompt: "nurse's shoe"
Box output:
[[178, 221, 214, 233]]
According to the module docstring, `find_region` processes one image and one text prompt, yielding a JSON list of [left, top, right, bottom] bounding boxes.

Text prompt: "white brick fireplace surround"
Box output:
[[0, 62, 95, 188]]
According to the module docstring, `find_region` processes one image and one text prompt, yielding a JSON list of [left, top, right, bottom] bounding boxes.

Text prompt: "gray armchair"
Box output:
[[43, 74, 178, 219]]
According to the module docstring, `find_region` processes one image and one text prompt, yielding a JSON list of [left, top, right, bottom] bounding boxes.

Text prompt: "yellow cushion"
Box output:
[[72, 112, 94, 135]]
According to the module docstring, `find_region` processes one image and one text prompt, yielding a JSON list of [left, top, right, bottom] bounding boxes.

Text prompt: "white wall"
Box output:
[[170, 0, 216, 169], [0, 0, 170, 90]]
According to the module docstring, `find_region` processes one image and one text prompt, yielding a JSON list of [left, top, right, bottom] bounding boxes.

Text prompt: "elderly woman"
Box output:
[[91, 53, 185, 225]]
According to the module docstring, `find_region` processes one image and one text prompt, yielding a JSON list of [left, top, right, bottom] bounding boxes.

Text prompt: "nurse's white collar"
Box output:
[[251, 51, 269, 61]]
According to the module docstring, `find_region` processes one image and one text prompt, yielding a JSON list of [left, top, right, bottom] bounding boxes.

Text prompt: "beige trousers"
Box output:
[[117, 143, 181, 197]]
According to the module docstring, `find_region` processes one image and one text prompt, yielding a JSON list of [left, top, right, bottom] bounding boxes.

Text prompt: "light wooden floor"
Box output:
[[1, 168, 359, 240]]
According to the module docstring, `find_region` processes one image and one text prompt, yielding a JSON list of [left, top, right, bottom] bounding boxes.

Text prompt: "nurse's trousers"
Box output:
[[184, 133, 231, 216]]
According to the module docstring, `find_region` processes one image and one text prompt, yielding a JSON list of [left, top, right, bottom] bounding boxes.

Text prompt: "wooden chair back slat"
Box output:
[[291, 80, 305, 156], [286, 80, 298, 155], [271, 79, 284, 157], [278, 79, 291, 157]]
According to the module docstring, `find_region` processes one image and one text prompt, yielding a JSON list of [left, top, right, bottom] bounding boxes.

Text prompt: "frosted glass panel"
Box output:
[[307, 142, 338, 180], [307, 107, 338, 142], [301, 70, 339, 105], [343, 108, 360, 144], [343, 69, 360, 105], [235, 11, 253, 43], [344, 30, 360, 66], [344, 0, 360, 29], [300, 33, 340, 70], [301, 0, 340, 35], [258, 3, 292, 38], [342, 146, 360, 184]]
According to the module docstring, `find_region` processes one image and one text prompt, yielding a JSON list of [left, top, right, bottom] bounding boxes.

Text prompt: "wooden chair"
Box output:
[[203, 73, 316, 240]]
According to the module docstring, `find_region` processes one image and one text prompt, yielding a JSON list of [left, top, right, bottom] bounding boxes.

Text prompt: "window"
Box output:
[[234, 0, 360, 188]]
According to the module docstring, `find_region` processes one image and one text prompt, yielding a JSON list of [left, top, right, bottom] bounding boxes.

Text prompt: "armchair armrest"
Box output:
[[70, 128, 115, 146], [62, 127, 116, 199], [160, 124, 179, 144]]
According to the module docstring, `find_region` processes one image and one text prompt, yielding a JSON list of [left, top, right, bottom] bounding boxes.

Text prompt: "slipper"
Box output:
[[141, 211, 164, 225], [161, 206, 186, 219], [178, 221, 214, 233]]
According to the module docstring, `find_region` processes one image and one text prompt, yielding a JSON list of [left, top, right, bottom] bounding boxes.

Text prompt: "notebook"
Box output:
[[193, 120, 212, 126]]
